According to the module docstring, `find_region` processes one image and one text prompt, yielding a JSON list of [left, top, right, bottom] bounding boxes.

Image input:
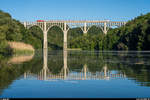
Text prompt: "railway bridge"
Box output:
[[22, 20, 126, 50]]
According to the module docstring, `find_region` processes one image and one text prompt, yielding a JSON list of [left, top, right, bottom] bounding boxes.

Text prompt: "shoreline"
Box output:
[[7, 41, 35, 55]]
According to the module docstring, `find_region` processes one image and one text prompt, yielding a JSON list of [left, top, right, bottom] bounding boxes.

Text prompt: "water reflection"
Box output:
[[0, 50, 150, 97], [8, 54, 34, 64], [24, 50, 126, 81]]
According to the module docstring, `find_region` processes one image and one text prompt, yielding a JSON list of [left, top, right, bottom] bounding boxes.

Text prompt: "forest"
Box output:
[[0, 10, 150, 58]]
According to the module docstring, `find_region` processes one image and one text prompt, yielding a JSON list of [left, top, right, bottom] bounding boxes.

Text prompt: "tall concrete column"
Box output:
[[103, 22, 107, 35], [63, 50, 67, 79], [63, 31, 68, 50], [43, 21, 48, 80], [43, 22, 48, 49], [43, 31, 48, 49], [24, 22, 27, 28], [83, 22, 87, 35], [63, 22, 68, 50]]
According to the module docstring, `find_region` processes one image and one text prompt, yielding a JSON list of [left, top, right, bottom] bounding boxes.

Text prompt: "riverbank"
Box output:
[[8, 41, 35, 55]]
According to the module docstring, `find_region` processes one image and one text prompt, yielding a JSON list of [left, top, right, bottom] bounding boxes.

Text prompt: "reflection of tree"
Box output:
[[0, 59, 34, 95], [41, 51, 150, 87], [68, 51, 150, 86], [0, 51, 43, 95], [47, 51, 150, 87], [47, 51, 63, 74], [0, 50, 150, 96], [104, 52, 150, 87]]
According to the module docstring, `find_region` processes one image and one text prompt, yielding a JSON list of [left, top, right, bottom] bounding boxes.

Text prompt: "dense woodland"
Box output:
[[0, 10, 150, 58]]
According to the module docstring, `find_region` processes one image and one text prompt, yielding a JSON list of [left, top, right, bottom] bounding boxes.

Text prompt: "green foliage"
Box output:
[[0, 10, 12, 56], [26, 26, 43, 49], [115, 13, 150, 50], [87, 25, 103, 35], [70, 13, 150, 51], [47, 26, 63, 50], [68, 27, 83, 48], [5, 20, 23, 41]]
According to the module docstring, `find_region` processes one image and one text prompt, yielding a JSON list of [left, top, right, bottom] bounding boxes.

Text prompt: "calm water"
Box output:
[[0, 50, 150, 98]]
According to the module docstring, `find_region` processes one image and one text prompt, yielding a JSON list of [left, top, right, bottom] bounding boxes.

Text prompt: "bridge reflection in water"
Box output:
[[24, 49, 126, 81]]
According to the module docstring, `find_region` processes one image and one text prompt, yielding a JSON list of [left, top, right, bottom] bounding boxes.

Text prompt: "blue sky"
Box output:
[[0, 0, 150, 21]]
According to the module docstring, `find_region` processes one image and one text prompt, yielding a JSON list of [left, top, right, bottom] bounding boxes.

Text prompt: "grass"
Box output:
[[8, 41, 35, 56], [12, 49, 34, 56]]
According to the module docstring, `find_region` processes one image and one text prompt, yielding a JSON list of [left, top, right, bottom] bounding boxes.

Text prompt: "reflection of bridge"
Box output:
[[24, 65, 126, 80], [22, 20, 126, 50], [24, 50, 126, 80]]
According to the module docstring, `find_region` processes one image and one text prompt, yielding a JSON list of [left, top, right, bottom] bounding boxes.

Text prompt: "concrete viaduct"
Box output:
[[22, 20, 126, 50]]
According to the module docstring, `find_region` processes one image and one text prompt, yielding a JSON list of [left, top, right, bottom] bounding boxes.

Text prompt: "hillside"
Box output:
[[70, 13, 150, 51], [114, 13, 150, 50], [0, 10, 41, 58], [0, 9, 150, 57]]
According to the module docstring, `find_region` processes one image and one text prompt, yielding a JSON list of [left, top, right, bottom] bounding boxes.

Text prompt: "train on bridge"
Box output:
[[36, 20, 45, 22]]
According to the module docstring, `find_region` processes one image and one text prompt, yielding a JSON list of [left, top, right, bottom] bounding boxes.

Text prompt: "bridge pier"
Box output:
[[83, 22, 87, 35], [43, 22, 48, 49], [63, 30, 68, 51], [43, 31, 48, 49], [103, 22, 107, 35], [23, 22, 27, 28], [63, 22, 68, 50]]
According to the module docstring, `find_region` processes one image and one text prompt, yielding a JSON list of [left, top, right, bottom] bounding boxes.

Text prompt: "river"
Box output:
[[0, 50, 150, 98]]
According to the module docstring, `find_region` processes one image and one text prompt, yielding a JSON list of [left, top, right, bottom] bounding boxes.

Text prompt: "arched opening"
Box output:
[[67, 27, 83, 49], [107, 25, 119, 33], [47, 26, 63, 50], [28, 25, 43, 49], [110, 25, 119, 29], [87, 25, 103, 35]]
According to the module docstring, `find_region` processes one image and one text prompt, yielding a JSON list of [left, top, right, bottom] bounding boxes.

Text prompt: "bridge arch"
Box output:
[[108, 24, 121, 29], [86, 25, 103, 35], [28, 25, 44, 49], [67, 27, 83, 48], [47, 24, 64, 32], [47, 25, 64, 50], [27, 23, 44, 31]]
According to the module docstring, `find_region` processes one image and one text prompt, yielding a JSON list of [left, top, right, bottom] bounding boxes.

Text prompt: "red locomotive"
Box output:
[[37, 20, 44, 22]]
